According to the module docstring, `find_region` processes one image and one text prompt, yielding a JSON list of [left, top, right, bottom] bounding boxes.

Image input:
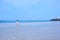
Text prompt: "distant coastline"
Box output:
[[50, 18, 60, 21]]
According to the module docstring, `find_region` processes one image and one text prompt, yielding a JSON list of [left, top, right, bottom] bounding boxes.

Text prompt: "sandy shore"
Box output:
[[0, 22, 60, 40]]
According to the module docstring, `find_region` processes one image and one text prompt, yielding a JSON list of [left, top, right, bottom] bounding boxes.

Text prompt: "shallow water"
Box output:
[[0, 22, 60, 40]]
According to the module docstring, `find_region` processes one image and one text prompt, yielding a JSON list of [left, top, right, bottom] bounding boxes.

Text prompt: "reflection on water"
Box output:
[[0, 22, 60, 40]]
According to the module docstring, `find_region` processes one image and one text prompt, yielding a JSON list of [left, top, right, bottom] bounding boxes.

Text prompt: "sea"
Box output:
[[0, 20, 60, 40]]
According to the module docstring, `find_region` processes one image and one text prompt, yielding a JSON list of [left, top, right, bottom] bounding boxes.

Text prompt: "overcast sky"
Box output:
[[0, 0, 60, 20]]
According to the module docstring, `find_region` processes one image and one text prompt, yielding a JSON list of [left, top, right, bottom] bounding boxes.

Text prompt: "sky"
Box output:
[[0, 0, 60, 20]]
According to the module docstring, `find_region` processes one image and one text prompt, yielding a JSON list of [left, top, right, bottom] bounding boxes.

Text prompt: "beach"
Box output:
[[0, 22, 60, 40]]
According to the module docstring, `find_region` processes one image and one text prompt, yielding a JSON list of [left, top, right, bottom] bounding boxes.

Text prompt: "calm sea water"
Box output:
[[0, 21, 60, 40]]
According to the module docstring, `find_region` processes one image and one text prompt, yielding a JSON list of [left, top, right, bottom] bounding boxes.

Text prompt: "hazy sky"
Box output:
[[0, 0, 60, 20]]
